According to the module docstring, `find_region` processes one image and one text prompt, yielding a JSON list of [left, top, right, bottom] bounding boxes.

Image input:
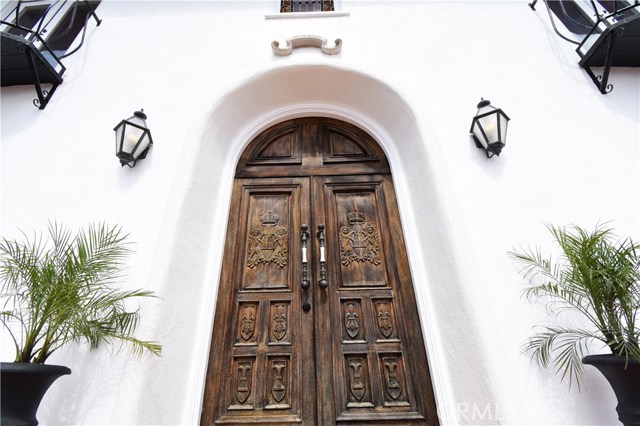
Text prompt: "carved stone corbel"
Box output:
[[271, 35, 342, 56]]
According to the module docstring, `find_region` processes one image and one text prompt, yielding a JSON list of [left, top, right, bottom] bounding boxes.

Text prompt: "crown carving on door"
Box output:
[[346, 209, 366, 225], [260, 211, 280, 226]]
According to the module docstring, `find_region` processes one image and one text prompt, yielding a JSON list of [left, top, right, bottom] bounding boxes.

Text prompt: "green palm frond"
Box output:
[[0, 222, 161, 364], [510, 223, 640, 389], [522, 327, 599, 390]]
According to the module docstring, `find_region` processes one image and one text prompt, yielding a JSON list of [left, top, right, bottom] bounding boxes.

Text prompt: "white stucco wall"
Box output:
[[1, 1, 638, 425]]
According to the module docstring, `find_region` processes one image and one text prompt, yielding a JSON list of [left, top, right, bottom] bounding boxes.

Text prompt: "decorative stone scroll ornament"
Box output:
[[271, 35, 342, 56], [247, 211, 288, 268]]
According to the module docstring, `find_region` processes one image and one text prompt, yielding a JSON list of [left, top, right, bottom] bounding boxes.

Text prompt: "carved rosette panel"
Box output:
[[266, 356, 291, 409], [379, 354, 410, 406], [269, 302, 290, 344], [230, 357, 255, 409], [374, 299, 398, 340], [247, 211, 288, 269], [344, 355, 373, 407], [341, 299, 364, 341], [236, 302, 259, 345], [339, 209, 381, 266]]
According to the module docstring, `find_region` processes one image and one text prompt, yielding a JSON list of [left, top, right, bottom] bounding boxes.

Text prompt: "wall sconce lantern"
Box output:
[[470, 99, 510, 158], [114, 109, 153, 168]]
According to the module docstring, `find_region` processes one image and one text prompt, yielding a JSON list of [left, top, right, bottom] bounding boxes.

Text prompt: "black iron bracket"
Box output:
[[580, 28, 622, 94], [24, 48, 61, 109], [529, 0, 640, 95], [1, 0, 102, 109], [84, 0, 103, 27]]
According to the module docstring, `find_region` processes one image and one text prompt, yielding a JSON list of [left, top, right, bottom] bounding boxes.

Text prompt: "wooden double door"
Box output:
[[201, 118, 438, 425]]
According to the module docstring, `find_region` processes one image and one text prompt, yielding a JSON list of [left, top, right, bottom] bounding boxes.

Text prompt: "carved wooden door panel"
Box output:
[[201, 177, 315, 425], [201, 118, 438, 426], [313, 175, 437, 425]]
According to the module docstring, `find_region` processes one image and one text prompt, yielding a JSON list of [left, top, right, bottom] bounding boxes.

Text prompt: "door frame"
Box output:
[[203, 119, 437, 421], [193, 105, 448, 422]]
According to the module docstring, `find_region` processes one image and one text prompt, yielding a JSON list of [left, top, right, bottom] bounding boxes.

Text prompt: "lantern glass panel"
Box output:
[[122, 124, 145, 156], [133, 133, 151, 159], [472, 121, 489, 149], [478, 113, 499, 144], [499, 112, 509, 145], [115, 122, 125, 153]]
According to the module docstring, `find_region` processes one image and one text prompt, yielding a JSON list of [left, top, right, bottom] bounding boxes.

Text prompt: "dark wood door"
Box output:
[[201, 118, 438, 426]]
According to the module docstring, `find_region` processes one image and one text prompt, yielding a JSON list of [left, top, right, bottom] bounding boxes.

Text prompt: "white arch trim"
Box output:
[[136, 65, 500, 426], [190, 104, 454, 423]]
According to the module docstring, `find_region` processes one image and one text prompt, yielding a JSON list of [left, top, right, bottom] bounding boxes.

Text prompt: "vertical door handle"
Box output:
[[301, 225, 311, 311], [301, 224, 310, 290], [317, 224, 328, 289]]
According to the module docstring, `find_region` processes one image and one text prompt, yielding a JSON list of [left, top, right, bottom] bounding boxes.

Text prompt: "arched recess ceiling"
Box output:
[[134, 64, 502, 425]]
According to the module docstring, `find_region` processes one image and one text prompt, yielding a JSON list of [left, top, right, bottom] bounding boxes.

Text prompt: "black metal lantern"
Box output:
[[114, 109, 153, 168], [469, 99, 510, 158]]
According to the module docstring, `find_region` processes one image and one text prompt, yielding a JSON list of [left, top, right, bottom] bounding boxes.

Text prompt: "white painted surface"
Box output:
[[1, 1, 638, 425]]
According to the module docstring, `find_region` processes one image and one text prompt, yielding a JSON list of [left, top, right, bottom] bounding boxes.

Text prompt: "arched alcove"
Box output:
[[201, 116, 440, 424], [133, 64, 499, 425]]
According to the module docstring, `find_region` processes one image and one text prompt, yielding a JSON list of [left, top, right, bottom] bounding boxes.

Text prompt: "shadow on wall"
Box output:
[[0, 86, 47, 139], [38, 345, 126, 425], [596, 68, 640, 122]]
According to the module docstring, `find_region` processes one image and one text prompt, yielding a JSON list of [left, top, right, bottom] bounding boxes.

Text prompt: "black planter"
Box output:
[[583, 355, 640, 426], [0, 362, 71, 426]]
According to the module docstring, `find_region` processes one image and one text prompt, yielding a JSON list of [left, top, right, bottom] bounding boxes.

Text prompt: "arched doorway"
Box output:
[[201, 117, 438, 425]]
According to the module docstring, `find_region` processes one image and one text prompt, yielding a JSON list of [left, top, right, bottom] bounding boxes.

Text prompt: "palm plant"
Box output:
[[0, 222, 161, 364], [509, 223, 640, 389]]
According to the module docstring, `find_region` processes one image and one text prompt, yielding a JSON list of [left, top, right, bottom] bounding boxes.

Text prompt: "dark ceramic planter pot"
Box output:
[[0, 362, 71, 426], [583, 355, 640, 426]]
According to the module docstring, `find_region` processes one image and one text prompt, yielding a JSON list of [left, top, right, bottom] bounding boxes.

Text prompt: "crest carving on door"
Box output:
[[339, 209, 381, 266], [247, 211, 288, 268]]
